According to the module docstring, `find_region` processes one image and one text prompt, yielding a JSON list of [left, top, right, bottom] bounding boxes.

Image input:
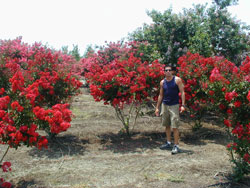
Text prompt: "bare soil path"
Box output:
[[1, 88, 249, 188]]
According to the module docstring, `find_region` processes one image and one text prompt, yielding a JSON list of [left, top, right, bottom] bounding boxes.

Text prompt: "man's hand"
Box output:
[[180, 106, 186, 113], [155, 108, 160, 116]]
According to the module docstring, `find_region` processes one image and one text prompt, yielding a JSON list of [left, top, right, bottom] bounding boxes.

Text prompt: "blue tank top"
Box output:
[[163, 76, 179, 106]]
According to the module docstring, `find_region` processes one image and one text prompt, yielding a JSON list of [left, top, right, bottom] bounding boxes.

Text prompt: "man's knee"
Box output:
[[172, 128, 179, 132]]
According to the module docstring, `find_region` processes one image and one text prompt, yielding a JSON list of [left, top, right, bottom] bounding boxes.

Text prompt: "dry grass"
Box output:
[[1, 88, 249, 188]]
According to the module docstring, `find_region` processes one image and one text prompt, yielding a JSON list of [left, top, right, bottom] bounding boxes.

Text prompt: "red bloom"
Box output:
[[243, 153, 250, 164], [234, 101, 241, 108], [227, 143, 232, 149], [6, 125, 16, 133], [209, 67, 223, 82], [1, 162, 11, 172], [60, 122, 71, 131], [225, 91, 238, 102], [0, 96, 10, 110], [16, 131, 23, 141], [227, 108, 233, 114], [227, 143, 237, 150], [247, 90, 250, 102], [37, 136, 48, 149], [0, 88, 5, 95], [232, 124, 244, 138], [0, 110, 6, 118], [221, 87, 226, 92], [19, 125, 28, 133], [29, 136, 37, 144], [0, 128, 4, 135], [9, 71, 25, 92], [209, 90, 215, 96], [219, 104, 226, 110], [224, 119, 232, 127], [11, 101, 24, 112], [0, 181, 12, 188]]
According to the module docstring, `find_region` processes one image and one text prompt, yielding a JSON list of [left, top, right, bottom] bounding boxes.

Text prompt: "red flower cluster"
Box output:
[[0, 161, 12, 188], [240, 56, 250, 82], [81, 41, 157, 75], [33, 104, 72, 134], [1, 162, 11, 172], [225, 91, 238, 102], [247, 90, 250, 102], [0, 178, 11, 188], [224, 119, 232, 127], [85, 54, 164, 108]]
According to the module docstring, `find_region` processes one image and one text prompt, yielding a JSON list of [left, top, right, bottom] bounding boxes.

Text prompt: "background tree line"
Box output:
[[128, 0, 250, 66], [63, 0, 250, 67]]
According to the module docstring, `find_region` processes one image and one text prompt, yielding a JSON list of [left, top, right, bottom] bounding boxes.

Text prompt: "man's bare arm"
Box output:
[[176, 77, 186, 113], [155, 80, 164, 116]]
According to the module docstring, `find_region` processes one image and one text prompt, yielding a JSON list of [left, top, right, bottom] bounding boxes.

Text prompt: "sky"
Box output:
[[0, 0, 249, 54]]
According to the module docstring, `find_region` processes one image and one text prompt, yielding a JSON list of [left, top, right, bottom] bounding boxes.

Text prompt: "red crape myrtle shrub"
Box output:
[[177, 52, 237, 129], [217, 57, 250, 180], [177, 52, 250, 180], [85, 53, 164, 135], [0, 38, 82, 148], [0, 37, 82, 186]]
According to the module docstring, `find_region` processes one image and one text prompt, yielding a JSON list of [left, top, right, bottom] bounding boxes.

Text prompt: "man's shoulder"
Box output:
[[175, 76, 182, 81], [175, 76, 181, 80], [174, 76, 182, 84], [160, 79, 165, 86]]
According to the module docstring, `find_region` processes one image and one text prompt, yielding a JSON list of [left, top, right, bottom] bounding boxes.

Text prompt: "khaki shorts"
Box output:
[[161, 104, 180, 128]]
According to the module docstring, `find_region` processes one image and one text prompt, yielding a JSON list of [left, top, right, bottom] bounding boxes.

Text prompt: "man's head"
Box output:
[[164, 64, 176, 75]]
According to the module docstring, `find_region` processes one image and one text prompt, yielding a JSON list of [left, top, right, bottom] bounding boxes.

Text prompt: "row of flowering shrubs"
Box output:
[[0, 38, 82, 187], [84, 41, 249, 180], [81, 41, 160, 76], [1, 36, 248, 185], [177, 52, 250, 180]]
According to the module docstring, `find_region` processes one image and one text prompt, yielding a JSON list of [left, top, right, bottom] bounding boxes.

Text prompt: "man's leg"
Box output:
[[160, 126, 172, 150], [160, 104, 172, 150], [166, 126, 171, 143], [172, 128, 180, 154], [172, 128, 179, 145], [169, 104, 180, 154]]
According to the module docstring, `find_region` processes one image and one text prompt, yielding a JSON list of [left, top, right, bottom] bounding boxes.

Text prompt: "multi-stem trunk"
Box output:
[[115, 102, 142, 136]]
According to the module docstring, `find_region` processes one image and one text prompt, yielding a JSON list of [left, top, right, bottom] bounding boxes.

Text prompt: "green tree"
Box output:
[[129, 5, 211, 65], [129, 1, 250, 66], [61, 45, 82, 61], [70, 44, 81, 61], [207, 3, 250, 65], [61, 45, 69, 54], [213, 0, 239, 9], [83, 45, 95, 58]]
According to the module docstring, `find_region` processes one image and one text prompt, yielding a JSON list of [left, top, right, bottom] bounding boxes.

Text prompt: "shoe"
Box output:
[[171, 145, 180, 154], [160, 142, 172, 150]]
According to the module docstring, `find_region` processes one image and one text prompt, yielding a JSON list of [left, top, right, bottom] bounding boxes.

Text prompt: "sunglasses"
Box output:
[[165, 69, 172, 72]]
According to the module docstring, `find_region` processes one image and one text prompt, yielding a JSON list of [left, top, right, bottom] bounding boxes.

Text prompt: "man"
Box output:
[[155, 65, 186, 154]]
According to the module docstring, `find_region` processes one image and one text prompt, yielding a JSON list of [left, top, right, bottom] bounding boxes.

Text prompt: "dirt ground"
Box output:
[[1, 88, 249, 188]]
